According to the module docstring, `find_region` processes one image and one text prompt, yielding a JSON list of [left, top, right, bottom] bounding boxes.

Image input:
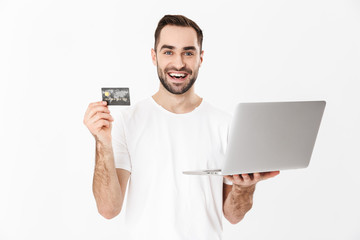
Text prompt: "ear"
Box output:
[[151, 48, 157, 66], [199, 50, 204, 67]]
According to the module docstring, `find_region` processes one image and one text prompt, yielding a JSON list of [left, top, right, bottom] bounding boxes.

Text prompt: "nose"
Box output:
[[173, 54, 185, 70]]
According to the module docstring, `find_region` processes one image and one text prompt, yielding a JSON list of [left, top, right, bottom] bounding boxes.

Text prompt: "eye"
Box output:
[[184, 52, 194, 56], [164, 51, 172, 55]]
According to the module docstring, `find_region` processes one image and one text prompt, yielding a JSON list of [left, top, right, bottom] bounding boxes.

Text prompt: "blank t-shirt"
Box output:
[[112, 97, 232, 240]]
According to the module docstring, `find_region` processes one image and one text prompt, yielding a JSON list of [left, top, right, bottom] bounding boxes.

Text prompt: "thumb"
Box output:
[[261, 171, 280, 180]]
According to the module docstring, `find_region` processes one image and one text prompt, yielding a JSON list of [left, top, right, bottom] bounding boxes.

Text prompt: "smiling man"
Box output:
[[84, 15, 278, 239]]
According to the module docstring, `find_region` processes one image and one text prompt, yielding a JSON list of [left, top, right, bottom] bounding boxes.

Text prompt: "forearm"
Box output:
[[223, 184, 255, 224], [93, 140, 123, 219]]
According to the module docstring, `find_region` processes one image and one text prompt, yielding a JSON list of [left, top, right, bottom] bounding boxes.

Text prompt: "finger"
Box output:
[[85, 101, 107, 117], [84, 101, 107, 118], [241, 173, 251, 181], [85, 106, 111, 122], [88, 105, 110, 117], [94, 119, 110, 130], [89, 115, 113, 129], [253, 173, 262, 182], [233, 174, 242, 184], [89, 112, 114, 124], [90, 101, 107, 107], [224, 175, 234, 183]]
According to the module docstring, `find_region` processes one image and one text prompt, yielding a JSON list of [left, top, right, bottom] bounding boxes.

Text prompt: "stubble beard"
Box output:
[[156, 63, 199, 95]]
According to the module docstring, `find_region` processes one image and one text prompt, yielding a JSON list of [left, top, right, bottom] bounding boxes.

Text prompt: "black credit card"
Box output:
[[101, 88, 130, 105]]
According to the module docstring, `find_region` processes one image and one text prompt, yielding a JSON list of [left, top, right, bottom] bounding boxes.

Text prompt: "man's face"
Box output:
[[152, 25, 204, 95]]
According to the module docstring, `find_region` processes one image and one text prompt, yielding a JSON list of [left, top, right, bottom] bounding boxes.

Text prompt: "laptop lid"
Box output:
[[222, 101, 326, 175]]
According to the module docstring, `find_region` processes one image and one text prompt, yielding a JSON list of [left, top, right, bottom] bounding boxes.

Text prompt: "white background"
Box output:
[[0, 0, 359, 239]]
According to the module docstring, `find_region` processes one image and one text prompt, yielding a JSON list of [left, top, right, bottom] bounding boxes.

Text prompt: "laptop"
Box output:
[[183, 101, 326, 176]]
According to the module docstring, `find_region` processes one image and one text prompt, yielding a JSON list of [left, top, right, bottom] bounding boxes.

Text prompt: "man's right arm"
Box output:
[[93, 140, 130, 219], [84, 101, 130, 219]]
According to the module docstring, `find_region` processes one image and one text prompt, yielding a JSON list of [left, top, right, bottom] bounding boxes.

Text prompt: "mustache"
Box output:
[[164, 66, 192, 75]]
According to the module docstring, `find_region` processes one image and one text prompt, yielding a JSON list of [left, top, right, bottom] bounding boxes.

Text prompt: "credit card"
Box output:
[[101, 88, 130, 105]]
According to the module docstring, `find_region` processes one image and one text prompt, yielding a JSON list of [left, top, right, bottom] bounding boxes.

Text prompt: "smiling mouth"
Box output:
[[167, 72, 189, 81]]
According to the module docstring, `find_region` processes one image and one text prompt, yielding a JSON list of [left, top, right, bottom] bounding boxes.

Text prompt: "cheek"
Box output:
[[156, 58, 169, 69], [192, 57, 202, 65], [189, 59, 201, 71]]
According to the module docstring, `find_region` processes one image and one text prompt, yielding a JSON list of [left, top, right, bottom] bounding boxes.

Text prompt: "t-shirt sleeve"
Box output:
[[111, 111, 132, 172]]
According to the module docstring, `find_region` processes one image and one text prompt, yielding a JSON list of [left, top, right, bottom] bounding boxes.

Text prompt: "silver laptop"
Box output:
[[183, 101, 326, 176]]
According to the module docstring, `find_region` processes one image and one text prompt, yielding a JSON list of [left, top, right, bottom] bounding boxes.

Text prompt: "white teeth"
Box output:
[[169, 73, 186, 77]]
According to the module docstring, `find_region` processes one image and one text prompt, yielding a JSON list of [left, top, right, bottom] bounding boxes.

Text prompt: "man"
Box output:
[[83, 15, 279, 239]]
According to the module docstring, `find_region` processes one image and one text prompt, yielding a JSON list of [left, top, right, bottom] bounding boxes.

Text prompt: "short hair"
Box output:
[[154, 15, 203, 52]]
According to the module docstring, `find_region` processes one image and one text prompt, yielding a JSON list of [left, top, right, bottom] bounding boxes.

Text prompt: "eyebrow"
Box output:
[[159, 45, 197, 51], [160, 45, 175, 51], [183, 46, 197, 51]]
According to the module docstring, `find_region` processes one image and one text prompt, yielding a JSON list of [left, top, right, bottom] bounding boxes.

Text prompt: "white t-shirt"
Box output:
[[112, 97, 232, 240]]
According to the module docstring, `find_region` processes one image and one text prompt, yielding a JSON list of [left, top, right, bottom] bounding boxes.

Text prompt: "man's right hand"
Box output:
[[83, 101, 114, 144]]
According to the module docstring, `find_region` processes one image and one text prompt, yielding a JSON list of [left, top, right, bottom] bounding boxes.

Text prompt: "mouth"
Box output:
[[167, 72, 189, 82]]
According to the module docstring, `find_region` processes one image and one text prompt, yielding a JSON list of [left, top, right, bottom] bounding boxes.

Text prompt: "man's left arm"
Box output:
[[223, 171, 280, 224]]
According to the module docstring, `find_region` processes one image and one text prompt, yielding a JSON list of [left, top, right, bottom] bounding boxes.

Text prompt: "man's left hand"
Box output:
[[224, 171, 280, 189]]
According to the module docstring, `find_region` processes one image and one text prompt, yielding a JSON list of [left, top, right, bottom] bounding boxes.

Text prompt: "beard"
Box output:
[[156, 64, 199, 95]]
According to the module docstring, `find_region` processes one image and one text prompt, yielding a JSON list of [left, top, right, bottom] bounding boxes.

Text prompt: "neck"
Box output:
[[152, 84, 202, 114]]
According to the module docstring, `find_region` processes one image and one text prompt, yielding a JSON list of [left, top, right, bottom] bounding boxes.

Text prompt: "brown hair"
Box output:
[[154, 15, 203, 52]]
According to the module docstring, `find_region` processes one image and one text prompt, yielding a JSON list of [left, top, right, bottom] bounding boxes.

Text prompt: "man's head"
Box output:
[[152, 15, 204, 95], [154, 15, 203, 52]]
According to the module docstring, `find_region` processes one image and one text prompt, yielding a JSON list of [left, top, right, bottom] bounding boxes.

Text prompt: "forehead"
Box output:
[[158, 25, 199, 50]]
